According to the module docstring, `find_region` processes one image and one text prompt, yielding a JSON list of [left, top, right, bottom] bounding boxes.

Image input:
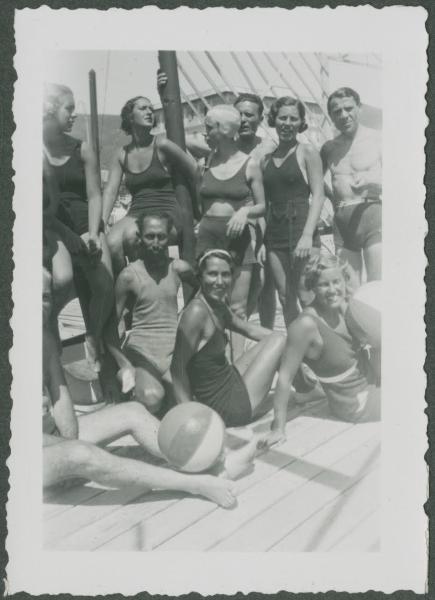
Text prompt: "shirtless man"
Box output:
[[157, 71, 277, 327], [321, 87, 382, 282], [115, 212, 197, 415]]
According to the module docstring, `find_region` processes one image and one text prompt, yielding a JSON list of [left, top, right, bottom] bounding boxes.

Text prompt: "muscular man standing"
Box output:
[[321, 87, 382, 282]]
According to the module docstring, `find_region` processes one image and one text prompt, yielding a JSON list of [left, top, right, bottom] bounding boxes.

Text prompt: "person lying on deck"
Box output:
[[269, 253, 381, 446], [42, 267, 265, 508], [115, 211, 197, 415], [171, 249, 286, 432]]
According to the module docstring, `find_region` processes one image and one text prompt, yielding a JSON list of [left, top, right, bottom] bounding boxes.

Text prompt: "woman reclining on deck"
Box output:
[[270, 253, 381, 445], [42, 268, 265, 508]]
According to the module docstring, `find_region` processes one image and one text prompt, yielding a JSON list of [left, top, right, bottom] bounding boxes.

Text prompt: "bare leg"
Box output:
[[258, 261, 277, 329], [131, 362, 166, 415], [234, 332, 286, 416], [246, 263, 263, 318], [79, 233, 115, 369], [43, 440, 236, 507], [78, 401, 163, 457], [106, 216, 139, 276], [229, 265, 253, 362], [48, 232, 76, 315], [268, 250, 294, 325], [364, 242, 382, 281]]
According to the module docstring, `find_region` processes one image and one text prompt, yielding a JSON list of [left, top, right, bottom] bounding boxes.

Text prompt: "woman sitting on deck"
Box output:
[[42, 268, 263, 508], [270, 253, 381, 445], [171, 249, 286, 431], [102, 95, 197, 275]]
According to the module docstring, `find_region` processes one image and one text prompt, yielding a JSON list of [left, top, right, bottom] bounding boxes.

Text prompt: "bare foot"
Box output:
[[265, 428, 286, 448], [223, 435, 262, 480], [195, 475, 237, 508]]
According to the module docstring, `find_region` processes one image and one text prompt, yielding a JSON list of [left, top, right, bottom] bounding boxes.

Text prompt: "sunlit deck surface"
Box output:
[[45, 289, 380, 552]]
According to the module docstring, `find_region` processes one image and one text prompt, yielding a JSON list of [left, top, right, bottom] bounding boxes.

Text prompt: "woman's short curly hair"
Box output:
[[120, 96, 155, 134], [43, 82, 73, 119], [267, 96, 308, 132], [303, 252, 352, 295]]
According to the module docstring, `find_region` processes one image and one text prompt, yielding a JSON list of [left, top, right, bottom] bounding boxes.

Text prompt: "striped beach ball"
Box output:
[[158, 402, 226, 473]]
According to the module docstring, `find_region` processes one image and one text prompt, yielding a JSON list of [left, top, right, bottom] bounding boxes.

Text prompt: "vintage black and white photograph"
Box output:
[[7, 6, 427, 595]]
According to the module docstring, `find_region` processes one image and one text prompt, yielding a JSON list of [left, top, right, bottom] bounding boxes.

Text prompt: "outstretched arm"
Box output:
[[158, 138, 198, 183], [227, 307, 271, 341], [226, 159, 266, 239], [170, 302, 204, 404], [82, 142, 103, 241], [294, 145, 325, 259]]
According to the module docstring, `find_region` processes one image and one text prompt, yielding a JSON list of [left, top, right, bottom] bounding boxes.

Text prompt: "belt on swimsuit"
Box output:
[[316, 362, 357, 384], [336, 198, 381, 210]]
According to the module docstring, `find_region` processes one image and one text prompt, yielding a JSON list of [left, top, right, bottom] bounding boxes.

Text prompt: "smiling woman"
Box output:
[[171, 249, 285, 438]]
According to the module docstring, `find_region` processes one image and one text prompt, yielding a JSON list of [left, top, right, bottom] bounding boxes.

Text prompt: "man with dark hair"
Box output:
[[115, 212, 197, 415], [321, 87, 382, 282]]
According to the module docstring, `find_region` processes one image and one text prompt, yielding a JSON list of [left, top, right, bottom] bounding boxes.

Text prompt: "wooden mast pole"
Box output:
[[88, 69, 101, 186], [158, 50, 195, 299]]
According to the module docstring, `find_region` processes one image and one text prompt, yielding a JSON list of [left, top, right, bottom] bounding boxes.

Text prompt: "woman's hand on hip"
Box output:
[[226, 207, 249, 239]]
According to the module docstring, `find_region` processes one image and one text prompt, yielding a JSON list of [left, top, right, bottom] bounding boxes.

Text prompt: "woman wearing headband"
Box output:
[[270, 253, 380, 445], [102, 96, 197, 275], [171, 249, 285, 430], [196, 105, 266, 361]]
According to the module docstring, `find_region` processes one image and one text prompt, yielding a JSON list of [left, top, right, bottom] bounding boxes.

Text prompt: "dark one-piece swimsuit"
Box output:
[[123, 140, 182, 235], [186, 298, 252, 427]]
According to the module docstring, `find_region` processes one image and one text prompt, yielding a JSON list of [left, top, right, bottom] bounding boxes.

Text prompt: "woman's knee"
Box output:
[[267, 331, 286, 352], [134, 385, 164, 414]]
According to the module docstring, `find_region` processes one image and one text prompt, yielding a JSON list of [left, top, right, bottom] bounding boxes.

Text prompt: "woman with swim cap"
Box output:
[[262, 96, 325, 325], [102, 96, 197, 275], [197, 105, 266, 360], [270, 253, 380, 445], [43, 82, 123, 377], [171, 249, 286, 430]]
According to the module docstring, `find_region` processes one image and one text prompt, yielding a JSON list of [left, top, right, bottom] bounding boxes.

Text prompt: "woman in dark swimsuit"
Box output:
[[270, 252, 381, 445], [102, 96, 197, 275], [197, 105, 266, 361], [171, 249, 285, 429], [262, 96, 325, 325], [43, 83, 127, 378]]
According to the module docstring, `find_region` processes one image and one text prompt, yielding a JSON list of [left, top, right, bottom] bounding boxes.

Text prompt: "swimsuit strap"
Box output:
[[193, 295, 225, 331]]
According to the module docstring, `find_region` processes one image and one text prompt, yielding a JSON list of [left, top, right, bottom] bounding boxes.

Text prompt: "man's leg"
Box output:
[[43, 438, 236, 507]]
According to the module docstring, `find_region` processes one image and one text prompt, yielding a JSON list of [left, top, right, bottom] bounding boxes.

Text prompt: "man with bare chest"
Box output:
[[321, 87, 382, 281]]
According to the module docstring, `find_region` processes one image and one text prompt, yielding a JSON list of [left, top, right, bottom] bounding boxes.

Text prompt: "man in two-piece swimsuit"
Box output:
[[321, 87, 382, 283], [115, 212, 197, 415]]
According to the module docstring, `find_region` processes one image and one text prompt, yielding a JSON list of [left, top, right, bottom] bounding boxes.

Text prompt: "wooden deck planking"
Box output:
[[328, 509, 381, 552], [48, 403, 325, 550], [157, 422, 377, 552], [89, 418, 377, 552], [270, 468, 379, 552], [212, 432, 379, 551]]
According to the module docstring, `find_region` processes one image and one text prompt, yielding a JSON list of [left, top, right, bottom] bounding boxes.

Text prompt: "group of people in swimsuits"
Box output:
[[41, 72, 382, 508]]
